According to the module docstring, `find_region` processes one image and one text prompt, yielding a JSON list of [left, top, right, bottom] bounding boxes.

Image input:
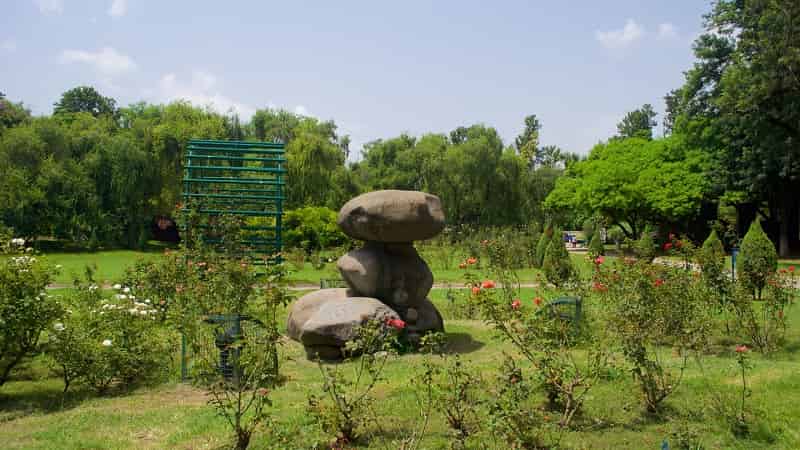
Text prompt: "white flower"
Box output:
[[128, 308, 138, 314], [113, 284, 122, 290], [102, 339, 112, 347], [88, 284, 98, 291], [122, 287, 131, 294], [25, 247, 33, 253], [55, 264, 63, 269], [144, 299, 151, 304], [139, 310, 148, 316], [114, 294, 127, 300], [10, 238, 25, 246], [53, 322, 65, 331]]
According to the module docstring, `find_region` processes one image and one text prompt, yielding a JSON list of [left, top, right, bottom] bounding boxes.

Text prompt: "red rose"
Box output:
[[654, 279, 664, 287], [511, 299, 521, 310], [594, 256, 605, 265], [467, 257, 477, 265], [663, 242, 673, 251], [533, 297, 543, 306], [386, 318, 406, 330], [472, 286, 481, 295], [481, 280, 496, 289], [735, 345, 749, 353], [790, 266, 796, 273]]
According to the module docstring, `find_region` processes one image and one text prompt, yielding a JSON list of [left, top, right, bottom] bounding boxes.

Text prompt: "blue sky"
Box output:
[[1, 0, 711, 158]]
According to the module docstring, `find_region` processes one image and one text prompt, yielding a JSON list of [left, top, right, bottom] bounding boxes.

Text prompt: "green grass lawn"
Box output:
[[40, 249, 594, 287], [2, 292, 799, 449]]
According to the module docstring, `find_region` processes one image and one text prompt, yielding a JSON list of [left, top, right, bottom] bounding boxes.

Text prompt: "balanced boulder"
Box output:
[[337, 190, 445, 242]]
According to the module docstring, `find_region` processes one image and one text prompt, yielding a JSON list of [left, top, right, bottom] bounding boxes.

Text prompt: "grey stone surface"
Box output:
[[299, 297, 400, 348], [409, 298, 444, 334], [337, 190, 445, 242], [286, 288, 350, 341], [337, 242, 433, 311]]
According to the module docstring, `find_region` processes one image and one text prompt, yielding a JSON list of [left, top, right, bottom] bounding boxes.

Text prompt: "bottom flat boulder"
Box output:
[[286, 288, 351, 341], [299, 297, 400, 349]]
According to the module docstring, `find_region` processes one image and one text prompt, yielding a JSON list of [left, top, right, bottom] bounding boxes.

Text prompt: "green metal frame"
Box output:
[[181, 139, 286, 264]]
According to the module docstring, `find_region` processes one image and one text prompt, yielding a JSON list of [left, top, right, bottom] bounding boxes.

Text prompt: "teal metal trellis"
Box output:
[[181, 139, 286, 265]]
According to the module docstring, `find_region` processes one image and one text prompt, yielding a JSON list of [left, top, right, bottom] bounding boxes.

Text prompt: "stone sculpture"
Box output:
[[287, 190, 446, 359]]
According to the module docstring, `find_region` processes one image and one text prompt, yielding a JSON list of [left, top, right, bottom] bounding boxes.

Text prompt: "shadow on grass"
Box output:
[[0, 382, 96, 422], [445, 332, 485, 354]]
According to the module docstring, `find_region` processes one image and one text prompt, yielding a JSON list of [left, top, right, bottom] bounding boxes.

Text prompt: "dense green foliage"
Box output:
[[546, 136, 710, 239], [737, 220, 778, 300], [0, 88, 578, 249], [668, 0, 800, 255], [283, 206, 347, 252]]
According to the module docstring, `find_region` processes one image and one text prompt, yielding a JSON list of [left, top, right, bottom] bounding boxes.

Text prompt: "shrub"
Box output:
[[283, 206, 347, 253], [470, 265, 608, 430], [698, 230, 728, 302], [193, 312, 281, 450], [0, 242, 63, 387], [48, 283, 172, 394], [588, 228, 604, 258], [634, 228, 656, 262], [594, 258, 712, 412], [729, 273, 790, 354], [737, 220, 777, 300], [308, 319, 403, 447], [542, 230, 575, 287]]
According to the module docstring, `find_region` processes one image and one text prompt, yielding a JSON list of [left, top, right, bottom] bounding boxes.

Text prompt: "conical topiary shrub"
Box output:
[[698, 229, 726, 287], [737, 220, 777, 300], [588, 228, 604, 258], [543, 229, 575, 287], [634, 228, 656, 262], [534, 226, 553, 268]]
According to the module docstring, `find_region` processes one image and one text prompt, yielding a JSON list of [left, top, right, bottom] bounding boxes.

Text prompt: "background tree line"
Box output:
[[0, 87, 576, 249], [2, 0, 797, 254]]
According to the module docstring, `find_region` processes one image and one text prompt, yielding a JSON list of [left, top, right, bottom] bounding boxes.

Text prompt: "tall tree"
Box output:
[[53, 86, 118, 118], [617, 104, 657, 140], [514, 114, 541, 164], [672, 0, 800, 256]]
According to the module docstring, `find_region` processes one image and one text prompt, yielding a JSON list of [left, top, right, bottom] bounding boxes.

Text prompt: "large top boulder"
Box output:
[[337, 190, 445, 242]]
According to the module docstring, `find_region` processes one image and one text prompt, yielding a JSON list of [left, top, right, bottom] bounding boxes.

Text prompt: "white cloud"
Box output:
[[1, 39, 17, 52], [595, 19, 644, 49], [33, 0, 63, 14], [59, 47, 137, 75], [156, 70, 255, 119], [108, 0, 127, 18], [657, 23, 678, 40]]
